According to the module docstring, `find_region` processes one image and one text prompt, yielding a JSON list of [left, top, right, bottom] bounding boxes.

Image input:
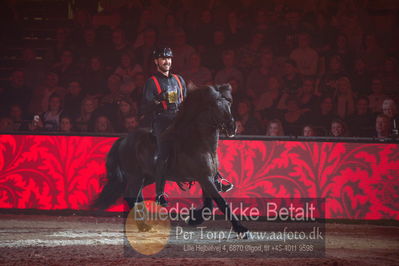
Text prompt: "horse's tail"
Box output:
[[91, 137, 127, 210]]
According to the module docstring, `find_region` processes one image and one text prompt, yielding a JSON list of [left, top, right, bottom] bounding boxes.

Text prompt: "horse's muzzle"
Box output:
[[225, 117, 236, 138]]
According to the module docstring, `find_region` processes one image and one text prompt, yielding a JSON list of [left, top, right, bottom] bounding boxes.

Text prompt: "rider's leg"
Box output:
[[155, 137, 172, 206], [213, 172, 234, 192]]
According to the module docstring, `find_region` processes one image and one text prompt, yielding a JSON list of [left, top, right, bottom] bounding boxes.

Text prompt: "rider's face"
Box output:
[[155, 57, 172, 73]]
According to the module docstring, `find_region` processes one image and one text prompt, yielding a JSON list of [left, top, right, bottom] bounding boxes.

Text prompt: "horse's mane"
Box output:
[[170, 85, 218, 131]]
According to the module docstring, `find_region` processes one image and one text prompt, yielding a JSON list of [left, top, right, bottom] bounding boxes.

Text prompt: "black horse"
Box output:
[[92, 84, 248, 235]]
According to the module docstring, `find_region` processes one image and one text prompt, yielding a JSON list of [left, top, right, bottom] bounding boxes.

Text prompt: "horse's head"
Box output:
[[209, 84, 236, 137]]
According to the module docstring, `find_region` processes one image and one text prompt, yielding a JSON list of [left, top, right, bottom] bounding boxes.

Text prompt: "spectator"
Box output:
[[266, 119, 285, 136], [30, 72, 66, 114], [45, 27, 74, 64], [235, 120, 245, 135], [236, 31, 265, 75], [311, 96, 336, 135], [350, 57, 371, 97], [224, 10, 248, 48], [329, 118, 349, 137], [42, 93, 64, 131], [235, 98, 262, 135], [8, 104, 29, 131], [0, 117, 14, 132], [21, 48, 46, 90], [368, 77, 387, 114], [281, 59, 302, 95], [82, 56, 108, 97], [303, 125, 317, 137], [64, 80, 85, 119], [115, 98, 137, 132], [94, 115, 114, 133], [215, 49, 244, 87], [319, 55, 347, 96], [181, 52, 212, 86], [380, 57, 399, 98], [297, 77, 319, 111], [101, 74, 122, 106], [113, 53, 143, 82], [246, 50, 275, 100], [132, 27, 158, 76], [105, 28, 129, 69], [382, 98, 399, 136], [75, 97, 98, 132], [52, 49, 81, 87], [334, 76, 355, 119], [359, 33, 386, 73], [158, 13, 182, 48], [59, 115, 74, 133], [289, 32, 319, 77], [190, 9, 215, 48], [76, 27, 104, 67], [313, 12, 337, 57], [171, 29, 196, 73], [347, 96, 375, 137], [123, 115, 139, 133], [375, 114, 392, 138], [328, 34, 353, 71], [281, 96, 310, 136], [255, 76, 283, 118], [202, 28, 227, 73], [1, 70, 32, 114]]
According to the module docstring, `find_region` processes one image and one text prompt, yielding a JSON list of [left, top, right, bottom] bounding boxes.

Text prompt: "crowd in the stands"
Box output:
[[0, 0, 398, 138]]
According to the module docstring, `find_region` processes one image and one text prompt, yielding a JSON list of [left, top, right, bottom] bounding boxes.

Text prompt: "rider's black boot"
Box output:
[[214, 172, 234, 192]]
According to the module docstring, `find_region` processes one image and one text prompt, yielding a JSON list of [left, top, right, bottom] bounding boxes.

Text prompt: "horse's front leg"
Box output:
[[125, 189, 152, 232], [199, 177, 248, 237], [185, 190, 213, 226]]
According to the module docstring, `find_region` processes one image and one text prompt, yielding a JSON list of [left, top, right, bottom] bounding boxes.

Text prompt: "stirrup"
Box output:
[[155, 193, 169, 207], [215, 173, 234, 192]]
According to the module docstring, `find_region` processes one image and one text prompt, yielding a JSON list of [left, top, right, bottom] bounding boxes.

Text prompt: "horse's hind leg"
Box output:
[[199, 177, 248, 237], [124, 182, 153, 232]]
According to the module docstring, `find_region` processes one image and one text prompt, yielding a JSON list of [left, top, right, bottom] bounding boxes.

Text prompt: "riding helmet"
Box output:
[[153, 47, 173, 59]]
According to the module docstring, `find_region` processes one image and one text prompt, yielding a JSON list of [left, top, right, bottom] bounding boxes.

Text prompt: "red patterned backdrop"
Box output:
[[0, 134, 398, 220]]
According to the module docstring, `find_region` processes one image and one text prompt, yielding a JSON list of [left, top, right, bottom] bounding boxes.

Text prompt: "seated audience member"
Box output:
[[350, 58, 371, 97], [368, 77, 387, 114], [31, 72, 66, 114], [171, 29, 196, 73], [329, 118, 349, 137], [310, 96, 336, 135], [59, 115, 74, 133], [215, 49, 244, 87], [101, 74, 123, 105], [123, 115, 139, 133], [334, 76, 355, 119], [302, 125, 317, 137], [64, 80, 86, 119], [202, 29, 227, 73], [105, 28, 129, 70], [158, 13, 182, 48], [113, 53, 143, 83], [8, 104, 29, 131], [266, 119, 285, 136], [280, 96, 310, 136], [359, 33, 386, 73], [347, 96, 375, 137], [52, 49, 81, 87], [375, 114, 393, 138], [235, 120, 245, 135], [382, 98, 399, 136], [246, 50, 275, 100], [1, 70, 32, 114], [115, 98, 138, 132], [235, 98, 263, 135], [318, 55, 347, 96], [379, 57, 399, 98], [94, 115, 114, 133], [297, 77, 319, 111], [328, 34, 353, 71], [0, 117, 14, 131], [82, 56, 108, 97], [289, 32, 319, 77], [75, 97, 98, 132], [281, 59, 302, 95], [42, 93, 64, 131], [236, 31, 265, 75], [181, 52, 212, 86], [255, 76, 283, 119]]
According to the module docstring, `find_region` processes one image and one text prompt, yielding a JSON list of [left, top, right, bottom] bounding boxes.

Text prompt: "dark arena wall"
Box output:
[[0, 133, 398, 220]]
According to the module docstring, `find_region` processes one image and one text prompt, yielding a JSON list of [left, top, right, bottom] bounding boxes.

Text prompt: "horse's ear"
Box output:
[[187, 80, 198, 93]]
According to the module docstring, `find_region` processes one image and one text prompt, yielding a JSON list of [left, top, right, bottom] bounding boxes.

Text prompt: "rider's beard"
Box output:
[[158, 63, 171, 74]]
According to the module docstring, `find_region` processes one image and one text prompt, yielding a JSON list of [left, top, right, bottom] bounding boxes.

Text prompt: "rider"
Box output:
[[141, 47, 233, 207]]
